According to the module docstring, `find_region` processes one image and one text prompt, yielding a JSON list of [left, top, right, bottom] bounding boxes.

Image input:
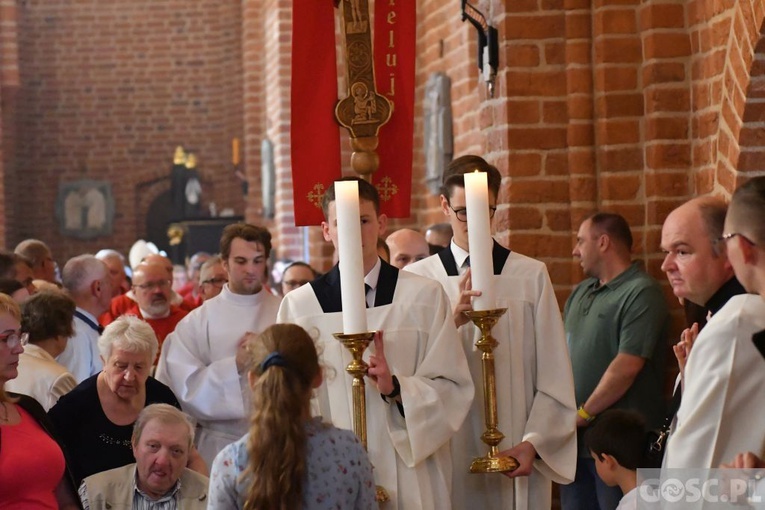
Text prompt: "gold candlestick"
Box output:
[[333, 331, 390, 503], [463, 308, 519, 474]]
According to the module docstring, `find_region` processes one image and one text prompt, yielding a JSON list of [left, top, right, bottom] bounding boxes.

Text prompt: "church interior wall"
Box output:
[[11, 0, 246, 263], [0, 0, 764, 318]]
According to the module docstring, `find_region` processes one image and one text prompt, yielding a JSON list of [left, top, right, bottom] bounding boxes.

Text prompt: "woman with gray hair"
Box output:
[[48, 315, 205, 485]]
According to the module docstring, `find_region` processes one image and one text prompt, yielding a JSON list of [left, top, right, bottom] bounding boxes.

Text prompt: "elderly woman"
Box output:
[[48, 315, 205, 485], [5, 290, 77, 411], [0, 293, 80, 508]]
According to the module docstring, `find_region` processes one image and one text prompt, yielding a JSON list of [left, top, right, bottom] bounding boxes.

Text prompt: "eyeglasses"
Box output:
[[715, 232, 757, 247], [201, 277, 228, 287], [133, 279, 171, 291], [283, 279, 311, 289], [0, 331, 29, 349], [449, 204, 497, 223]]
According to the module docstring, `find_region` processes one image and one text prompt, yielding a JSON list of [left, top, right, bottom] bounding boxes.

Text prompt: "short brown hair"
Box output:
[[729, 176, 765, 245], [14, 239, 51, 268], [588, 212, 633, 251], [440, 155, 502, 199], [220, 223, 272, 260], [321, 177, 381, 219], [21, 290, 75, 342]]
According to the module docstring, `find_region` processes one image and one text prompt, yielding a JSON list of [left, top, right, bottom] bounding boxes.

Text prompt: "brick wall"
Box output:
[[13, 0, 245, 263], [0, 0, 19, 246], [3, 0, 765, 284]]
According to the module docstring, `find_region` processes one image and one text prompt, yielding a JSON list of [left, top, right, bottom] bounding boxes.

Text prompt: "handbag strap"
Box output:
[[660, 386, 682, 431]]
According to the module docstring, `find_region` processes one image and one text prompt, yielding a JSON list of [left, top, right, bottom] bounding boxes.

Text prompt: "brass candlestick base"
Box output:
[[463, 308, 519, 474], [333, 331, 390, 503]]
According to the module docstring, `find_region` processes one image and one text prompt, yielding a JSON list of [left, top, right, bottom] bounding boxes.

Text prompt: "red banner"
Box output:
[[290, 0, 342, 226], [373, 0, 416, 218], [290, 1, 416, 225]]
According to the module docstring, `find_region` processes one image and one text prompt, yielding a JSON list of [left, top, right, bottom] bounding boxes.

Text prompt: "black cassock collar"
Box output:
[[310, 259, 399, 313], [437, 239, 511, 277]]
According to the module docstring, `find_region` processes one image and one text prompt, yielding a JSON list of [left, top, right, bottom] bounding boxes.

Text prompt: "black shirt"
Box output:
[[683, 276, 747, 330], [47, 375, 180, 485]]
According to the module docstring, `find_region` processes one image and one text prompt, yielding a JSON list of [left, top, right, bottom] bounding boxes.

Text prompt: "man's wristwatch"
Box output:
[[383, 376, 401, 399]]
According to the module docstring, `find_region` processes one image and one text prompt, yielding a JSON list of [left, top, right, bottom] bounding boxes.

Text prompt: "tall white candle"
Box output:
[[335, 180, 368, 333], [464, 171, 495, 311]]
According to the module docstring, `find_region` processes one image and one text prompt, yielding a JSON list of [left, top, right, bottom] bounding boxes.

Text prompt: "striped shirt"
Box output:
[[79, 471, 182, 510]]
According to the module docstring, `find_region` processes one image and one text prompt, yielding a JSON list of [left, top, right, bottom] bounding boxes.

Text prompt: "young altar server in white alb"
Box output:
[[407, 155, 577, 510], [155, 223, 281, 466], [277, 177, 474, 510]]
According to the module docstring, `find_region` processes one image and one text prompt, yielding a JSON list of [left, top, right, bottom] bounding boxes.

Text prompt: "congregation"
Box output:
[[0, 157, 764, 510]]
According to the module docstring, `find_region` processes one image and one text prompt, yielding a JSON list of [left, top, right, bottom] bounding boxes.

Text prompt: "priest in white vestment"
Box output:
[[407, 155, 577, 510], [665, 177, 765, 471], [663, 294, 765, 469], [278, 178, 473, 510], [156, 224, 281, 466]]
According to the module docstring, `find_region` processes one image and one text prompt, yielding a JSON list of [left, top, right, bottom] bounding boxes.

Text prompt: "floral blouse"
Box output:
[[208, 417, 376, 509]]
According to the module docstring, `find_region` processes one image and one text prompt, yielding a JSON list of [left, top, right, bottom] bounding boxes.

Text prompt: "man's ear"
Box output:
[[321, 221, 332, 242], [598, 234, 610, 252], [91, 279, 101, 297], [600, 453, 618, 471], [439, 194, 450, 216], [377, 213, 388, 237], [741, 237, 759, 265]]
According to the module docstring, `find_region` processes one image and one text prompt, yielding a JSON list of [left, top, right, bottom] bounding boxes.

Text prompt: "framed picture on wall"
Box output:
[[55, 180, 115, 240]]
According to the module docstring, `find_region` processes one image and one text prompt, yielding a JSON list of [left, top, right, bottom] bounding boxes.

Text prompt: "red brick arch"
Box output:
[[688, 0, 765, 194], [735, 18, 765, 183]]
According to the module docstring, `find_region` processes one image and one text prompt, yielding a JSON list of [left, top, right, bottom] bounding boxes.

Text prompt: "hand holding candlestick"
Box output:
[[333, 330, 391, 503], [462, 170, 517, 474], [463, 307, 518, 474]]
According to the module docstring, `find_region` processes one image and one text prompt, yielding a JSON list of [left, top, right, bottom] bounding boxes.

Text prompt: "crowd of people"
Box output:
[[0, 156, 763, 509]]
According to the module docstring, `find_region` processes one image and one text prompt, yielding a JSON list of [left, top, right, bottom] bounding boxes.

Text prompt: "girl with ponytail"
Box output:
[[208, 323, 376, 509]]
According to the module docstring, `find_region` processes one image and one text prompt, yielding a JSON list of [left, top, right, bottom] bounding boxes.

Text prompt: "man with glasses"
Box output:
[[407, 155, 576, 510], [106, 262, 187, 360], [279, 261, 317, 295], [664, 182, 765, 469], [156, 223, 281, 467], [560, 213, 668, 510], [197, 255, 228, 301]]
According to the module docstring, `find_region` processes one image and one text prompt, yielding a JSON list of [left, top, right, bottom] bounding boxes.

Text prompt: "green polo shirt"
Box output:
[[564, 262, 669, 454]]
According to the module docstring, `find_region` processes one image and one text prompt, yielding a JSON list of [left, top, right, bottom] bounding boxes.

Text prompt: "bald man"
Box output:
[[424, 223, 453, 249], [105, 262, 188, 360], [386, 228, 430, 269], [660, 197, 745, 323], [663, 185, 765, 469], [100, 253, 192, 326]]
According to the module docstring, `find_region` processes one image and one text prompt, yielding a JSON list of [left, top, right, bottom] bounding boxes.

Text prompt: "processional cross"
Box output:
[[334, 0, 392, 181]]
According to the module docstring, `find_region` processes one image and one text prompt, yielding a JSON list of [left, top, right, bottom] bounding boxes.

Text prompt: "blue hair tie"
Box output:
[[260, 351, 287, 372]]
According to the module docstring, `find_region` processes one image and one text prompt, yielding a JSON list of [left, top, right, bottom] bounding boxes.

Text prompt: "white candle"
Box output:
[[335, 180, 368, 333], [464, 171, 495, 311]]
